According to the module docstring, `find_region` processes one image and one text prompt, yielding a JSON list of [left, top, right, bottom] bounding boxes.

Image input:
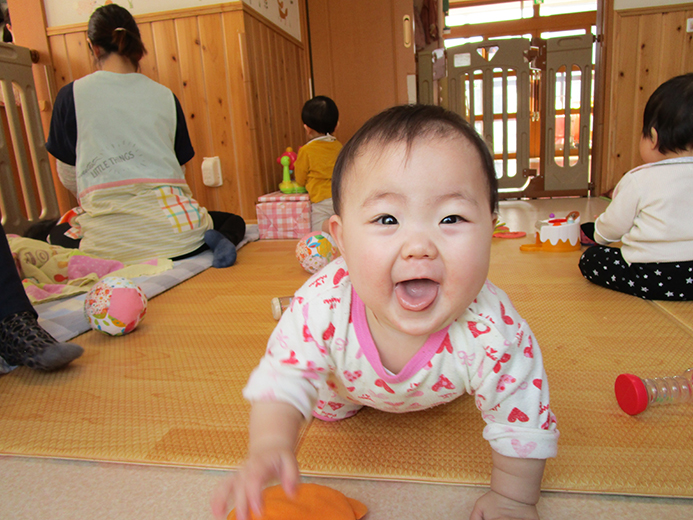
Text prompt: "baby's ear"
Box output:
[[650, 128, 659, 147], [490, 213, 498, 234], [329, 215, 345, 253]]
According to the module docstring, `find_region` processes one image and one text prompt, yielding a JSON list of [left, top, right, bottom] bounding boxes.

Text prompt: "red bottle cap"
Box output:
[[614, 374, 649, 415]]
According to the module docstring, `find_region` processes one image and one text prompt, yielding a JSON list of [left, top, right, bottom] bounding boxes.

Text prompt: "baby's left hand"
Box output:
[[469, 490, 540, 520]]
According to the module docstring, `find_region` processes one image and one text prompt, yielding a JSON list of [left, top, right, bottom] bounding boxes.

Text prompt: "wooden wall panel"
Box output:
[[610, 15, 644, 181], [175, 16, 213, 209], [138, 23, 159, 82], [64, 32, 94, 80], [263, 27, 282, 179], [267, 30, 286, 176], [41, 3, 309, 221], [48, 35, 72, 92], [659, 12, 688, 82], [244, 15, 273, 193], [199, 13, 238, 213], [150, 19, 184, 101], [242, 11, 310, 197], [686, 15, 693, 73], [222, 12, 262, 218], [600, 4, 693, 194], [288, 42, 309, 147]]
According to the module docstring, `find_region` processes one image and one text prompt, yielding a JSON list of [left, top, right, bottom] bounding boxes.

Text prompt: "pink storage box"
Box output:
[[256, 191, 311, 239]]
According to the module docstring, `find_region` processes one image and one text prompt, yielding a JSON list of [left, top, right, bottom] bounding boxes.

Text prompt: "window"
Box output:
[[539, 0, 597, 17], [445, 0, 597, 40], [444, 35, 484, 49], [446, 0, 596, 29], [541, 28, 587, 39], [446, 2, 533, 27]]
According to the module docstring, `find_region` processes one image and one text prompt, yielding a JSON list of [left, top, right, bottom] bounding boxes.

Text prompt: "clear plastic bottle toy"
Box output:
[[271, 296, 293, 320], [614, 368, 693, 415]]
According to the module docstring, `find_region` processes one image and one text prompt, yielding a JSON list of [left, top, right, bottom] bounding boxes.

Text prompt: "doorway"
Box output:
[[422, 0, 598, 198]]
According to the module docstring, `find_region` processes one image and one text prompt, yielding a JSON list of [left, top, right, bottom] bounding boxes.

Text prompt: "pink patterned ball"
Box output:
[[84, 277, 147, 336], [295, 232, 338, 274]]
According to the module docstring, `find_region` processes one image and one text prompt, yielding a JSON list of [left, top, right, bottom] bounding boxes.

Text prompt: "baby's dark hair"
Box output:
[[332, 104, 498, 215], [88, 3, 146, 68], [642, 73, 693, 154], [302, 96, 339, 135]]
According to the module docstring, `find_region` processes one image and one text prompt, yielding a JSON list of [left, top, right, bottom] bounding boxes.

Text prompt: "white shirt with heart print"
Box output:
[[243, 256, 559, 460]]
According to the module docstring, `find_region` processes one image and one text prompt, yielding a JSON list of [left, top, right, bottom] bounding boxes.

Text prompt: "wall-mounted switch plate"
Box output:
[[202, 156, 223, 187], [687, 18, 693, 33]]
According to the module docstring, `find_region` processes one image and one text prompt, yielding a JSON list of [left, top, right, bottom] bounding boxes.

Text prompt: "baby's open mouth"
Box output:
[[395, 279, 439, 311]]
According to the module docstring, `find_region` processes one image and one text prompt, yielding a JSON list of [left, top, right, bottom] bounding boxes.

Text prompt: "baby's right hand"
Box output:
[[211, 447, 300, 520]]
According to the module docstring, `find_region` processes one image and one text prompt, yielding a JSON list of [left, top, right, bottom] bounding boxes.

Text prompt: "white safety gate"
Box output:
[[419, 34, 594, 197]]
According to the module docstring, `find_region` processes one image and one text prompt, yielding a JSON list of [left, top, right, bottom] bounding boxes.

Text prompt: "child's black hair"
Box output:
[[331, 104, 498, 215], [642, 73, 693, 155], [88, 3, 146, 69], [301, 96, 339, 135]]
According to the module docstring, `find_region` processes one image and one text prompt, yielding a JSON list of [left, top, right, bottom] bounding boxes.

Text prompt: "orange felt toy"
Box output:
[[227, 483, 368, 520]]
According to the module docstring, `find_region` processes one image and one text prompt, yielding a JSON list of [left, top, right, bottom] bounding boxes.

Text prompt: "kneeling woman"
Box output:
[[46, 3, 243, 268]]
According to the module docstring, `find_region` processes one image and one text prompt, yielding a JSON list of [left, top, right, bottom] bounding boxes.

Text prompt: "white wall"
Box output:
[[243, 0, 301, 41], [43, 0, 301, 41], [614, 0, 690, 10]]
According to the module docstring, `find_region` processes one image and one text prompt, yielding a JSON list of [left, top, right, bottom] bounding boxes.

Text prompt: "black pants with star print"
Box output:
[[579, 246, 693, 300]]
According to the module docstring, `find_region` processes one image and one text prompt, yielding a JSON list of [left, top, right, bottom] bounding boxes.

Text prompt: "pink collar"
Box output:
[[351, 288, 451, 383]]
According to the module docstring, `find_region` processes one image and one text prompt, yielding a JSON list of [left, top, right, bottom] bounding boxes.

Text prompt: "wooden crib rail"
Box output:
[[0, 42, 59, 235]]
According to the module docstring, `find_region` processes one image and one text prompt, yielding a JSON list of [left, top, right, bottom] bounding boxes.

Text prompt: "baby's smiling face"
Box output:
[[329, 134, 496, 342]]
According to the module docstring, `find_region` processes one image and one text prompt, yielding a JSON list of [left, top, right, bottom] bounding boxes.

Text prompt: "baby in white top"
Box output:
[[213, 104, 559, 520], [580, 73, 693, 300]]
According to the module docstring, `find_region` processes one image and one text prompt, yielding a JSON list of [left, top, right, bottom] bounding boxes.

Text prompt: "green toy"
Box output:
[[277, 148, 307, 194]]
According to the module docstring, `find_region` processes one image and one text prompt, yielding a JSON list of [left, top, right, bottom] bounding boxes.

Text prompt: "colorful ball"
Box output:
[[296, 231, 338, 274], [84, 276, 147, 336]]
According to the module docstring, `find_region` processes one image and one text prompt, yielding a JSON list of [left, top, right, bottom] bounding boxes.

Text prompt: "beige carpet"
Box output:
[[0, 236, 691, 497]]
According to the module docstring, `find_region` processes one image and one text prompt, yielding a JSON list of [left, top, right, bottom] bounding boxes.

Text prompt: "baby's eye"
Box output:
[[441, 215, 466, 224], [376, 215, 398, 225]]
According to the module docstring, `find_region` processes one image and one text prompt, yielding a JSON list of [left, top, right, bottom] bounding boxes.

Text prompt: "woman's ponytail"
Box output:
[[110, 26, 145, 65], [88, 4, 146, 68]]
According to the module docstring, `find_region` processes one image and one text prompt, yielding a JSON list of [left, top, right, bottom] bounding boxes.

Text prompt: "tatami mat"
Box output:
[[1, 205, 692, 498], [652, 300, 693, 336]]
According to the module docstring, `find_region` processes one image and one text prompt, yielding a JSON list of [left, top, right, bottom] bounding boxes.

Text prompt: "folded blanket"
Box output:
[[8, 236, 172, 304]]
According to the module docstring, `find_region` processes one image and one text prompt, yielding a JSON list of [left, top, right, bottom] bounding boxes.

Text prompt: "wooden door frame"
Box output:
[[590, 0, 610, 197]]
